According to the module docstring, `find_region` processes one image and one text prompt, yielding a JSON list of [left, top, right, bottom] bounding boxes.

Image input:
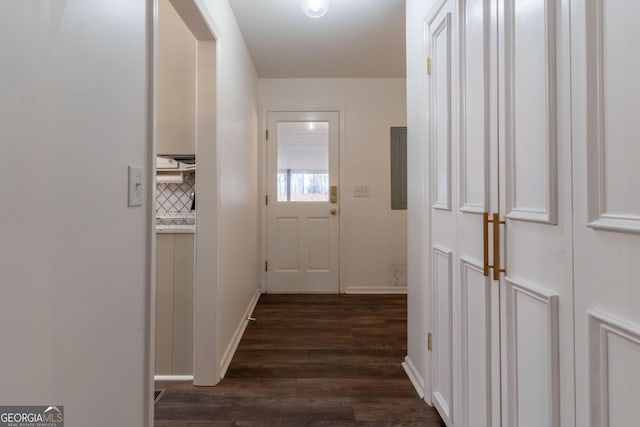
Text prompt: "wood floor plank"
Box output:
[[295, 378, 418, 398], [352, 398, 447, 424], [155, 397, 355, 422], [225, 361, 407, 379], [155, 378, 297, 398], [154, 294, 444, 426]]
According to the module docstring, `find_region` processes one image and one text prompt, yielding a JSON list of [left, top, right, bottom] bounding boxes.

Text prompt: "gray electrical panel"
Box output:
[[390, 127, 407, 210]]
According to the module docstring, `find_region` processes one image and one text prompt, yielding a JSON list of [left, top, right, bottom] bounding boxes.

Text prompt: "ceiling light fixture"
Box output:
[[301, 0, 330, 18]]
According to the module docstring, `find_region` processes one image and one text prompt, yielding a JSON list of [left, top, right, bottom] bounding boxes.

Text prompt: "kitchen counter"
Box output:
[[156, 215, 195, 233], [156, 224, 195, 234]]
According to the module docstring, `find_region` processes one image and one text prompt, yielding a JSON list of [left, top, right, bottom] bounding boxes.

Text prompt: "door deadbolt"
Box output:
[[330, 186, 338, 204]]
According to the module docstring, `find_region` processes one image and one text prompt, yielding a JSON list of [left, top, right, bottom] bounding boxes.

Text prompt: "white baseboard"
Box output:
[[343, 286, 408, 294], [219, 288, 261, 379], [402, 355, 425, 399], [154, 375, 194, 381]]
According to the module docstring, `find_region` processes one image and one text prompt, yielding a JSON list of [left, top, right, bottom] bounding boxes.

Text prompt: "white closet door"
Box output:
[[571, 1, 640, 426], [457, 0, 501, 426], [427, 0, 457, 425], [497, 0, 574, 426], [429, 1, 577, 426]]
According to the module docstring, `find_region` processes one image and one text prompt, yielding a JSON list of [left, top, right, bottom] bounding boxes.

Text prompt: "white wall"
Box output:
[[405, 0, 439, 399], [259, 78, 407, 293], [197, 0, 261, 376], [0, 1, 152, 426]]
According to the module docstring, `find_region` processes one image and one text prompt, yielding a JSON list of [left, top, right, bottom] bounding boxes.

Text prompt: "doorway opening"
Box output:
[[152, 0, 220, 396]]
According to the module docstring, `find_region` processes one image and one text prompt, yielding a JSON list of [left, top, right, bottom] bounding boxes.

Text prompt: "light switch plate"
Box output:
[[128, 165, 143, 207], [354, 185, 370, 197]]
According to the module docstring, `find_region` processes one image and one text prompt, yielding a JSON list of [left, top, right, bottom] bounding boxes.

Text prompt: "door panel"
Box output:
[[597, 0, 640, 222], [505, 279, 560, 427], [266, 111, 339, 293], [583, 0, 640, 233], [503, 0, 557, 224], [457, 0, 501, 426], [499, 0, 573, 425], [572, 1, 640, 426], [428, 1, 457, 425], [459, 0, 490, 214], [588, 313, 640, 426], [276, 218, 299, 270], [432, 246, 454, 423], [460, 259, 495, 427], [431, 8, 453, 211], [307, 218, 330, 270]]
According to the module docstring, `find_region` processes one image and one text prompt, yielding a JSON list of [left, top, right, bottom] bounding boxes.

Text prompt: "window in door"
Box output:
[[276, 121, 329, 202]]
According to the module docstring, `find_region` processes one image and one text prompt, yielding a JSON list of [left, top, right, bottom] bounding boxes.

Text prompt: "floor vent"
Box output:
[[154, 389, 165, 404]]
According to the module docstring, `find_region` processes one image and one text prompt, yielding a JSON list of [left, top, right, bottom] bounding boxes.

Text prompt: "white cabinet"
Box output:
[[157, 0, 196, 156], [155, 232, 194, 375]]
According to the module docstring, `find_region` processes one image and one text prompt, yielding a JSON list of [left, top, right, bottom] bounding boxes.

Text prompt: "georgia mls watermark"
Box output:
[[0, 406, 63, 427]]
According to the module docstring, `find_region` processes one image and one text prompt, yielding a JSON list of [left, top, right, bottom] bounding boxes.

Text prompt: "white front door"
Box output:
[[571, 2, 640, 426], [266, 111, 340, 293]]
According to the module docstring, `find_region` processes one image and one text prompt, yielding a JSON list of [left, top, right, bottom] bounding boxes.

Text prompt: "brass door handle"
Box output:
[[483, 212, 506, 280], [483, 213, 490, 276], [492, 213, 505, 281], [330, 208, 337, 216]]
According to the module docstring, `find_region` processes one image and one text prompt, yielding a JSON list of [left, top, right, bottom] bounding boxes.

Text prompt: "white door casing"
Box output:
[[571, 1, 640, 426], [266, 111, 340, 293]]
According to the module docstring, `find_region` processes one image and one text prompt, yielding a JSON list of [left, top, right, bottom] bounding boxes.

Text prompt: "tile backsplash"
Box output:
[[155, 172, 196, 225]]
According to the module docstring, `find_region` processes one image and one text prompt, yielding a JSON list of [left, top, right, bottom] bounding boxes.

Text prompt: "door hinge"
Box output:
[[265, 195, 269, 205], [428, 332, 433, 352], [265, 261, 268, 272], [427, 57, 432, 76], [266, 129, 269, 140]]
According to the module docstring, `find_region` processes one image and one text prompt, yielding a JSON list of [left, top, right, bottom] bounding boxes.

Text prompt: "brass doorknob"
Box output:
[[330, 208, 337, 216]]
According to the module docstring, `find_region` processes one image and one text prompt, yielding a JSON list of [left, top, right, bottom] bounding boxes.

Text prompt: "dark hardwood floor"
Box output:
[[155, 294, 445, 426]]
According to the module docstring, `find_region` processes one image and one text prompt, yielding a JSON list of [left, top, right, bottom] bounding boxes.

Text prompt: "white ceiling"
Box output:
[[227, 0, 406, 78]]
